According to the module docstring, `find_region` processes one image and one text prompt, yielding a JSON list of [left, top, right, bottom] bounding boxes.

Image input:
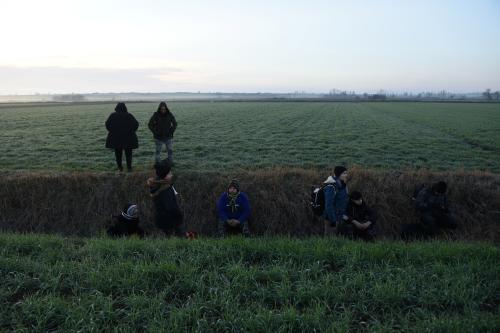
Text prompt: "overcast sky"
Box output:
[[1, 0, 499, 94]]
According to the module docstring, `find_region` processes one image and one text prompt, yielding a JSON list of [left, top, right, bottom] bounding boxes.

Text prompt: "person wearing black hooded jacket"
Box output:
[[147, 159, 185, 236], [148, 101, 177, 164], [338, 191, 377, 241], [105, 102, 139, 172]]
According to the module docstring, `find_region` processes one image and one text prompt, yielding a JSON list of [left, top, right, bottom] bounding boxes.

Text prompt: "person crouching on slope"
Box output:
[[217, 179, 251, 237], [147, 159, 186, 237], [338, 191, 377, 241], [107, 203, 144, 238]]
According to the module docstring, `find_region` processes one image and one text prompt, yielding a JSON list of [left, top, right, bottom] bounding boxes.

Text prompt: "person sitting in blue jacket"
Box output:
[[323, 166, 349, 236], [216, 179, 251, 237]]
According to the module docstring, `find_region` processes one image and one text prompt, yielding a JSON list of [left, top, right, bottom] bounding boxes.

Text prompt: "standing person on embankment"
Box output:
[[323, 166, 349, 236], [105, 102, 139, 172], [148, 101, 177, 165]]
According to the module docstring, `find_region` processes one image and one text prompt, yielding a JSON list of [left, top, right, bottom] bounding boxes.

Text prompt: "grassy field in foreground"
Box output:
[[0, 101, 499, 172], [0, 234, 498, 332]]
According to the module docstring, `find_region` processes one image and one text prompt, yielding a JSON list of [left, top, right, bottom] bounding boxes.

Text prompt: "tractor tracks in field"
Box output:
[[363, 104, 500, 155]]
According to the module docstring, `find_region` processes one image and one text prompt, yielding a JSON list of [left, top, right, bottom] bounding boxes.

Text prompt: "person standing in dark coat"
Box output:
[[105, 102, 139, 172], [147, 159, 186, 236], [338, 191, 377, 241], [148, 102, 177, 164]]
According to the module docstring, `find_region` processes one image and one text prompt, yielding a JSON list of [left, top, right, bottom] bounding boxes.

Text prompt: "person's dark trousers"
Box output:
[[421, 213, 457, 236], [218, 219, 250, 237], [339, 222, 375, 242], [114, 148, 133, 171]]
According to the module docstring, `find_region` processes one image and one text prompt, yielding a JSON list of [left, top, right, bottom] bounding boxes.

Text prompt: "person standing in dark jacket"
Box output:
[[216, 179, 251, 237], [148, 102, 177, 164], [105, 102, 139, 172], [147, 159, 185, 236], [338, 191, 377, 241]]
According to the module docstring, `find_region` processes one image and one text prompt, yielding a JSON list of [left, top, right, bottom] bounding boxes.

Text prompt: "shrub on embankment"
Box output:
[[0, 234, 499, 332], [1, 167, 499, 241]]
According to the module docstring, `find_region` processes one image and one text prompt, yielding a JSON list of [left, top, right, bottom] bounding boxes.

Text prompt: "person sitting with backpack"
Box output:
[[107, 203, 145, 238], [401, 181, 457, 240], [147, 159, 186, 237], [338, 191, 377, 241], [216, 179, 251, 238], [323, 166, 349, 236]]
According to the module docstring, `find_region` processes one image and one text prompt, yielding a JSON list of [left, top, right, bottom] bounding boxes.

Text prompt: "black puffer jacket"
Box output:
[[148, 111, 177, 140], [149, 181, 183, 229], [105, 110, 139, 149]]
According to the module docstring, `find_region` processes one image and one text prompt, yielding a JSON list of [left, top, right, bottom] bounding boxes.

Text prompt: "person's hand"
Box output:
[[342, 215, 349, 221], [361, 221, 372, 230], [352, 220, 362, 229], [228, 219, 240, 227]]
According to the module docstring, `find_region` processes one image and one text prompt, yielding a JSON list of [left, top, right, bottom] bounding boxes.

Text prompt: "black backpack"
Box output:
[[310, 183, 335, 216]]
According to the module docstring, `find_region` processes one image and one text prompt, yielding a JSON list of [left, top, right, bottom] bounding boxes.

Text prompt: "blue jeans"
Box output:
[[155, 138, 173, 163]]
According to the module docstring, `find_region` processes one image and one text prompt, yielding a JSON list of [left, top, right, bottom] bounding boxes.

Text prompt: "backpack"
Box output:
[[310, 183, 335, 216]]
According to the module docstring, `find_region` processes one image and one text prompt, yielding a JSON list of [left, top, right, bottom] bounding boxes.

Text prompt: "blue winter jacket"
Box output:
[[217, 192, 251, 223], [323, 177, 349, 226]]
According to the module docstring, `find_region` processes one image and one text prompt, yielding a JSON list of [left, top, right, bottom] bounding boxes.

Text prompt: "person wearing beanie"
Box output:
[[107, 203, 144, 238], [105, 102, 139, 172], [401, 181, 456, 240], [148, 101, 177, 165], [323, 166, 349, 236], [147, 159, 186, 236], [338, 191, 377, 241], [216, 179, 251, 237]]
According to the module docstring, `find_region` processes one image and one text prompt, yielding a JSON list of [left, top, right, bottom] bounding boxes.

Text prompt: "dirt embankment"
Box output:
[[1, 167, 499, 242]]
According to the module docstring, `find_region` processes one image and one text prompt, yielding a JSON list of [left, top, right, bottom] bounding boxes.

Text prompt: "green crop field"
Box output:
[[0, 101, 499, 172], [0, 234, 498, 332]]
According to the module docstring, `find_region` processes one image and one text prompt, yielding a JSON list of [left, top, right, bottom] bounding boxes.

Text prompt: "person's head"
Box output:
[[431, 181, 447, 195], [350, 191, 363, 206], [154, 159, 173, 181], [227, 179, 240, 195], [122, 203, 138, 220], [334, 166, 348, 182], [157, 101, 169, 114], [115, 102, 127, 113]]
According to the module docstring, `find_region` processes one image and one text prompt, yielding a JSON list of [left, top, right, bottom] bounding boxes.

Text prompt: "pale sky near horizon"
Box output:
[[1, 0, 499, 94]]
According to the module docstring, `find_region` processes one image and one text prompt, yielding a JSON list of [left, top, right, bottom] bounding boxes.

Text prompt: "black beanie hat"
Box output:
[[122, 203, 138, 220], [350, 191, 362, 200], [228, 179, 240, 192], [154, 159, 172, 179], [334, 166, 347, 178]]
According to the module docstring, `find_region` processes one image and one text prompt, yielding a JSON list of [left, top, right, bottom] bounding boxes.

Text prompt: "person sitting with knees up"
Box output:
[[338, 191, 377, 241], [107, 203, 144, 238], [147, 159, 186, 237], [216, 179, 251, 237]]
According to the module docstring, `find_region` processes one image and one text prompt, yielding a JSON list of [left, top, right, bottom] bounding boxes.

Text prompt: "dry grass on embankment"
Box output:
[[1, 167, 499, 242]]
